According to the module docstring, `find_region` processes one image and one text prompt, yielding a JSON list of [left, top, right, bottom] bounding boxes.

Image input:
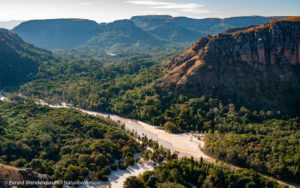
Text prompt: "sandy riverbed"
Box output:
[[0, 91, 8, 101], [81, 109, 215, 163], [77, 160, 154, 188]]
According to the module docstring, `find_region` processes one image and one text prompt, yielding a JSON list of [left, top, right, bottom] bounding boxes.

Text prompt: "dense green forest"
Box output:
[[204, 118, 300, 182], [0, 101, 142, 181], [18, 50, 171, 110], [124, 157, 284, 188], [0, 100, 286, 187], [14, 49, 300, 183], [0, 28, 60, 88]]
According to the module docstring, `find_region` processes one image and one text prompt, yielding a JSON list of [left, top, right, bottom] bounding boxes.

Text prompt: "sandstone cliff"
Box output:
[[159, 17, 300, 113]]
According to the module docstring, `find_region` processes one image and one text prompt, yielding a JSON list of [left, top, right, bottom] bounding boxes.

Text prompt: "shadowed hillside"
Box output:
[[0, 28, 59, 88]]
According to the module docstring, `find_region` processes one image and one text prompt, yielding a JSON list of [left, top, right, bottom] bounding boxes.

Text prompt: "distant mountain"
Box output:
[[13, 19, 162, 51], [130, 16, 287, 42], [130, 15, 173, 30], [13, 19, 102, 49], [0, 20, 24, 29], [131, 15, 287, 31], [78, 20, 162, 51], [148, 22, 205, 43], [158, 17, 300, 113], [11, 16, 289, 51], [0, 28, 58, 88]]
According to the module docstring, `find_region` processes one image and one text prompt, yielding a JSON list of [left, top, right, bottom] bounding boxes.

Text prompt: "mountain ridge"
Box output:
[[13, 19, 102, 49], [11, 16, 289, 51], [158, 17, 300, 113], [77, 19, 163, 51], [130, 15, 288, 32]]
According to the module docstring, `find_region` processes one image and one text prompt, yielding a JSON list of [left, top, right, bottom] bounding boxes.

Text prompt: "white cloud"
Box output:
[[79, 1, 104, 6], [126, 0, 174, 6], [152, 3, 204, 9], [180, 8, 210, 14], [79, 2, 93, 6], [125, 0, 209, 15]]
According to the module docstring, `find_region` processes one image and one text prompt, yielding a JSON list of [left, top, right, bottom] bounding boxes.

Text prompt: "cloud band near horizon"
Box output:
[[125, 0, 210, 14]]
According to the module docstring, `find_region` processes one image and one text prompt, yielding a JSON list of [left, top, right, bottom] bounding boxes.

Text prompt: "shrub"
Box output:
[[100, 175, 108, 181], [118, 161, 128, 170], [111, 163, 118, 171], [125, 156, 135, 166]]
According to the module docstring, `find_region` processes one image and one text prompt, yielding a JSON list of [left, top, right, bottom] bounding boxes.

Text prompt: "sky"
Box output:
[[1, 0, 300, 23]]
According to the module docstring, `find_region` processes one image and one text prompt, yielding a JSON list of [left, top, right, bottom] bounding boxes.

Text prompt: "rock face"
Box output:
[[0, 164, 50, 188], [159, 17, 300, 113], [130, 15, 287, 37]]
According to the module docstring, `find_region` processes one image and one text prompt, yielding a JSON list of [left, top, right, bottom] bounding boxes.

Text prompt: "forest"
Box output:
[[204, 118, 300, 182], [0, 100, 287, 187], [124, 157, 284, 188], [14, 49, 300, 184], [0, 101, 141, 182]]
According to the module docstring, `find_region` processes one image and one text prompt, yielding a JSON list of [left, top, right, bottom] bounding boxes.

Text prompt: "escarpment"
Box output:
[[159, 17, 300, 113]]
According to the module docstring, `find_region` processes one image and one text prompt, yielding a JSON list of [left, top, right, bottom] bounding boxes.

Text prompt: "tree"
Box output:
[[124, 176, 145, 188], [0, 116, 7, 135], [157, 182, 185, 188], [164, 121, 182, 133], [30, 159, 44, 173], [94, 153, 107, 167], [78, 154, 92, 166], [111, 163, 118, 171], [125, 156, 135, 166], [64, 165, 81, 181]]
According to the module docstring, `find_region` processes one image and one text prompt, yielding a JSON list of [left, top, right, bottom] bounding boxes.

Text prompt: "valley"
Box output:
[[38, 100, 300, 188], [0, 14, 299, 188], [1, 96, 298, 187]]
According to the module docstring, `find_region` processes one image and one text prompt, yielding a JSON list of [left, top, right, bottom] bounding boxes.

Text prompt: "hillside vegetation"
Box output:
[[125, 158, 283, 188], [0, 101, 141, 182], [0, 28, 59, 88]]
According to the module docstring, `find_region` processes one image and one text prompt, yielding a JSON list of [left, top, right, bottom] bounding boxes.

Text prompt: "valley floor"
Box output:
[[82, 109, 215, 162], [80, 109, 300, 188], [1, 97, 299, 188], [37, 100, 300, 188]]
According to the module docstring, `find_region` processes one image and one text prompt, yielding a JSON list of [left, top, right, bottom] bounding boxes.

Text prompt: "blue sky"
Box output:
[[1, 0, 299, 22]]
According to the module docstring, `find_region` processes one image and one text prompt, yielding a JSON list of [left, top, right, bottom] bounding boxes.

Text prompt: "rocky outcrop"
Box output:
[[0, 164, 50, 188], [159, 17, 300, 113]]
